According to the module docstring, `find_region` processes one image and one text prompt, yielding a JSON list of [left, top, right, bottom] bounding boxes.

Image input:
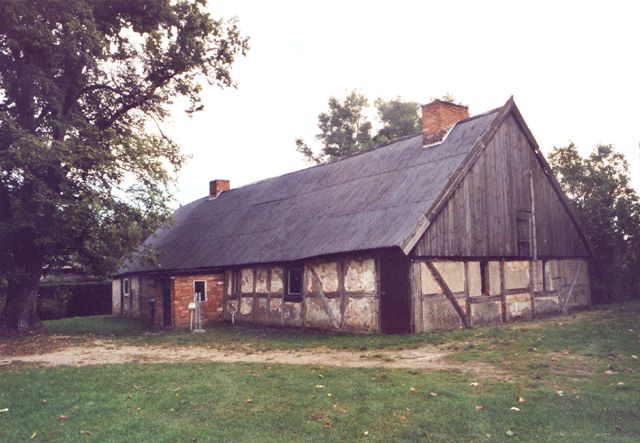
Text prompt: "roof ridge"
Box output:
[[205, 133, 424, 196], [197, 110, 502, 200]]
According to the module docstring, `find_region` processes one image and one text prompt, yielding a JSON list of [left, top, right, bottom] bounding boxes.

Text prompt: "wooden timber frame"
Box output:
[[219, 252, 383, 333], [424, 260, 470, 328]]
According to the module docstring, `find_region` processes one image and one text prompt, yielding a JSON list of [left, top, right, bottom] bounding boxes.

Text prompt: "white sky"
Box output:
[[163, 0, 640, 206]]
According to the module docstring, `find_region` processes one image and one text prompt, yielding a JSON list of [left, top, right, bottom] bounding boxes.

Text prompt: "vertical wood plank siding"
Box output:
[[413, 115, 589, 258]]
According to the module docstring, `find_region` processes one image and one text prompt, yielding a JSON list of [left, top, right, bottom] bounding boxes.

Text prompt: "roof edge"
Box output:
[[400, 96, 514, 255]]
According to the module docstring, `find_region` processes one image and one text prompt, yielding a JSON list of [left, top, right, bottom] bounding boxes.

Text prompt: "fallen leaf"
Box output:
[[469, 382, 479, 387], [30, 431, 37, 439], [244, 399, 252, 403], [41, 400, 47, 404], [409, 387, 417, 393], [475, 405, 484, 411], [517, 396, 526, 403], [510, 407, 520, 412], [556, 391, 564, 397], [0, 408, 8, 413], [506, 430, 515, 436], [429, 392, 438, 397], [324, 421, 333, 429], [363, 431, 369, 436], [58, 415, 68, 423], [315, 385, 325, 389], [80, 430, 91, 435], [605, 370, 615, 375], [617, 382, 625, 386], [135, 407, 141, 412], [631, 355, 638, 360]]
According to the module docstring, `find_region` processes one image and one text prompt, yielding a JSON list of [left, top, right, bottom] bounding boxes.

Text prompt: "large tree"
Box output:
[[548, 143, 640, 303], [296, 91, 373, 164], [296, 92, 424, 164], [0, 0, 248, 331], [372, 97, 421, 145]]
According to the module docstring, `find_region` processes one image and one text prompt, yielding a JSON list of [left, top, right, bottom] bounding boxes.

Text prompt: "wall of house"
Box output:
[[111, 279, 121, 315], [414, 114, 590, 258], [223, 256, 379, 333], [410, 258, 590, 332], [139, 277, 163, 326], [112, 274, 223, 327], [172, 274, 224, 328]]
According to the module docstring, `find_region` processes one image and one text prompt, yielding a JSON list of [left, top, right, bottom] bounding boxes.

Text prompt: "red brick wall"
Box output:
[[421, 100, 469, 144], [209, 180, 230, 197], [172, 274, 224, 328]]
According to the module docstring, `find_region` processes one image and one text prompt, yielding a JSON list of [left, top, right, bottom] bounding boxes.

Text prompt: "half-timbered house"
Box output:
[[112, 97, 591, 333]]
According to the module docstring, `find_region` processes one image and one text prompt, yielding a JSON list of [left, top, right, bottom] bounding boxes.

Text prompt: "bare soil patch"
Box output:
[[0, 339, 501, 377]]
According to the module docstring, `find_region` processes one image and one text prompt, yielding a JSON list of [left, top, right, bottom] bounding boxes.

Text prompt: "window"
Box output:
[[285, 268, 303, 302], [123, 278, 130, 296], [517, 211, 532, 256], [480, 262, 490, 295], [194, 280, 206, 302]]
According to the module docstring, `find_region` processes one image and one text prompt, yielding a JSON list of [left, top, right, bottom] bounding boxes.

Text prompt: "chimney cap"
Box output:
[[209, 179, 230, 198], [421, 99, 468, 110], [421, 100, 470, 145]]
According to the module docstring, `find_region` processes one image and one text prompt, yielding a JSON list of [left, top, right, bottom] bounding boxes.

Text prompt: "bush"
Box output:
[[37, 287, 71, 320]]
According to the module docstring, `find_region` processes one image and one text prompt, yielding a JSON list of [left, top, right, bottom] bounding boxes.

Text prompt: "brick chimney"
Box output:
[[422, 100, 469, 145], [209, 179, 230, 198]]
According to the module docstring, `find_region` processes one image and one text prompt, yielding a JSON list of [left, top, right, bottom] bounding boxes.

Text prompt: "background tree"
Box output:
[[0, 0, 249, 331], [297, 92, 424, 163], [296, 91, 373, 164], [372, 98, 421, 145], [548, 143, 640, 303]]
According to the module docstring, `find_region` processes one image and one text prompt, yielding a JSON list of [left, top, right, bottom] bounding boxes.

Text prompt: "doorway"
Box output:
[[162, 279, 172, 327], [379, 253, 411, 334]]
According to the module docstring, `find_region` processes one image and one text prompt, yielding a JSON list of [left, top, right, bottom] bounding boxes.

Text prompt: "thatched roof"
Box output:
[[117, 105, 503, 275]]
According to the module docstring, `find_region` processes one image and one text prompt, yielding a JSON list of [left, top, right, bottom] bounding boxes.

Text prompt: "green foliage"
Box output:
[[372, 97, 421, 145], [296, 91, 373, 163], [37, 288, 70, 320], [549, 143, 640, 302], [0, 1, 248, 327], [297, 92, 422, 163]]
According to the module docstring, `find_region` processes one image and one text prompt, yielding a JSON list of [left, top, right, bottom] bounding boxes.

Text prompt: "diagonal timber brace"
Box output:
[[425, 260, 470, 328], [309, 266, 341, 329]]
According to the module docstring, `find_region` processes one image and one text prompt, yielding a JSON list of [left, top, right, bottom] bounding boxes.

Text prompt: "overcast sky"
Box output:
[[162, 0, 639, 206]]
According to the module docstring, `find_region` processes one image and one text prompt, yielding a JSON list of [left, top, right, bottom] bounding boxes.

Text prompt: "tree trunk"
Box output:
[[0, 272, 43, 332]]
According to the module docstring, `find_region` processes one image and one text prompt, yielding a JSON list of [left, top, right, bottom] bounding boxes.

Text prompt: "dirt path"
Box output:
[[0, 340, 500, 376]]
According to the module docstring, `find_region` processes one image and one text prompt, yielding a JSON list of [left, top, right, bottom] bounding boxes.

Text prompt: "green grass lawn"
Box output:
[[0, 302, 638, 442]]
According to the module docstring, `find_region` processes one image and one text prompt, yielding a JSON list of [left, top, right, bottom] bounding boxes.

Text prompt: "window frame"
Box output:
[[123, 278, 130, 297], [193, 280, 207, 302], [284, 267, 303, 303]]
